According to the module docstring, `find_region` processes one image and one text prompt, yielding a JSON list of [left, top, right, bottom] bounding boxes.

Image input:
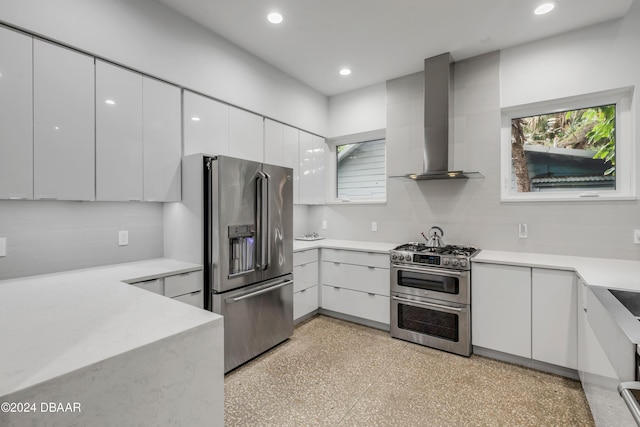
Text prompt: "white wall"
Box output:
[[328, 83, 386, 137], [0, 0, 328, 135], [0, 201, 164, 280], [316, 5, 640, 260]]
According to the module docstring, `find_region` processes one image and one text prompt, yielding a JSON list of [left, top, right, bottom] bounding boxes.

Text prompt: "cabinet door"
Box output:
[[264, 118, 284, 166], [0, 27, 33, 199], [294, 285, 318, 321], [321, 285, 389, 324], [96, 60, 143, 201], [321, 261, 389, 296], [294, 261, 318, 292], [298, 131, 314, 204], [311, 135, 326, 204], [33, 40, 95, 200], [131, 278, 163, 295], [142, 77, 181, 201], [283, 125, 299, 203], [532, 268, 577, 369], [471, 263, 531, 358], [229, 106, 263, 162], [183, 90, 229, 156]]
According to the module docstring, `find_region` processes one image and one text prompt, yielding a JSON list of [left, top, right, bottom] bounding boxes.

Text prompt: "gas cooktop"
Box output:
[[390, 242, 479, 270]]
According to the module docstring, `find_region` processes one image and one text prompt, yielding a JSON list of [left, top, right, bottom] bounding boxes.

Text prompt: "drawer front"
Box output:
[[293, 261, 318, 292], [173, 290, 203, 309], [131, 278, 162, 295], [164, 270, 202, 298], [321, 261, 389, 296], [321, 285, 389, 325], [322, 248, 389, 269], [294, 285, 318, 320], [294, 249, 318, 266]]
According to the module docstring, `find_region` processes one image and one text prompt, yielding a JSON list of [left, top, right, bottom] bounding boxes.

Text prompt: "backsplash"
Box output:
[[0, 200, 163, 280]]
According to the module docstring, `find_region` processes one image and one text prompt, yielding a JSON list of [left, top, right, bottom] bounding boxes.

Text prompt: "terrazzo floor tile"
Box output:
[[225, 315, 594, 426]]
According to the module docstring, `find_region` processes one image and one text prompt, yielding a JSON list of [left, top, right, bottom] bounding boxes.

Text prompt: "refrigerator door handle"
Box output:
[[263, 171, 271, 271], [255, 171, 264, 271]]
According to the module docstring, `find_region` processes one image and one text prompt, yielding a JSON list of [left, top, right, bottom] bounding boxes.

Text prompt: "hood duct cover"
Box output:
[[407, 53, 482, 180]]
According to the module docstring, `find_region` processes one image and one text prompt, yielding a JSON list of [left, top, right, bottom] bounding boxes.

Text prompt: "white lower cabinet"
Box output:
[[131, 278, 162, 295], [532, 268, 577, 369], [321, 285, 389, 324], [293, 249, 319, 321], [294, 286, 318, 320], [472, 262, 578, 370], [129, 270, 203, 309], [320, 248, 390, 326], [472, 263, 531, 358]]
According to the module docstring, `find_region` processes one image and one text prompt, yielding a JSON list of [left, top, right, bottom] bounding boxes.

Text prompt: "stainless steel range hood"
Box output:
[[407, 53, 482, 180]]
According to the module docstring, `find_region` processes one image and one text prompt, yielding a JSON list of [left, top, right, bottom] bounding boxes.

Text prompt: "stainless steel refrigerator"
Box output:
[[203, 155, 294, 373]]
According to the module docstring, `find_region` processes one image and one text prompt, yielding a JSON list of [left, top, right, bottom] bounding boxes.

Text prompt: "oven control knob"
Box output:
[[391, 253, 397, 260], [451, 259, 459, 267], [442, 258, 450, 265], [404, 254, 411, 261], [460, 260, 468, 268]]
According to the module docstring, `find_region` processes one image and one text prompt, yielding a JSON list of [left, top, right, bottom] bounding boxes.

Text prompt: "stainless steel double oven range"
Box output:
[[390, 243, 479, 357]]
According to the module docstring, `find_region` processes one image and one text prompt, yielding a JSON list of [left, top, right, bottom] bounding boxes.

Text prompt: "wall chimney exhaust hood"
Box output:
[[406, 53, 483, 181]]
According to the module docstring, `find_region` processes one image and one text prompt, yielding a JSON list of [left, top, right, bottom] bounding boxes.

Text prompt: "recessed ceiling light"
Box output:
[[534, 2, 556, 15], [191, 117, 201, 122], [339, 68, 352, 76], [105, 99, 116, 105], [267, 12, 283, 24]]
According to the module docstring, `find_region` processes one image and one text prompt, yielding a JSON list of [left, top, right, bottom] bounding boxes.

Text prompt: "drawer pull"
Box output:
[[333, 286, 341, 290], [368, 266, 375, 270], [368, 292, 375, 296], [300, 288, 306, 293], [333, 262, 340, 265]]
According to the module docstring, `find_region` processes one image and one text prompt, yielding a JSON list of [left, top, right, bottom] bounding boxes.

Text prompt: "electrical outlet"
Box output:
[[322, 220, 327, 230], [0, 237, 6, 257], [118, 230, 129, 246], [518, 224, 528, 239], [634, 229, 640, 244], [371, 221, 378, 232]]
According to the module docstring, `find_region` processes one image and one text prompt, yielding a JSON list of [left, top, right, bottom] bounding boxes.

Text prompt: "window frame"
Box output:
[[500, 87, 635, 202], [326, 129, 387, 205]]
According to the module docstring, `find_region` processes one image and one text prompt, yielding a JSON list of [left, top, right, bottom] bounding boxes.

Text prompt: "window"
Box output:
[[328, 130, 386, 203], [500, 88, 634, 201]]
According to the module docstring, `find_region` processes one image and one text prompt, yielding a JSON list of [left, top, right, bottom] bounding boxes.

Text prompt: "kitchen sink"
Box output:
[[611, 289, 640, 320]]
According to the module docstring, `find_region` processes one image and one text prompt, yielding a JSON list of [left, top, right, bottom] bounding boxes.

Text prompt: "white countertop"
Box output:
[[294, 238, 398, 253], [0, 258, 221, 398], [474, 250, 640, 291]]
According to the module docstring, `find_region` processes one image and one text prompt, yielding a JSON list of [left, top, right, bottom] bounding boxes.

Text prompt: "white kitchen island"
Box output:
[[0, 259, 224, 427]]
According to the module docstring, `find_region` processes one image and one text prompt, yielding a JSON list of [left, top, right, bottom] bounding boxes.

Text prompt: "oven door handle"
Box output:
[[392, 296, 464, 313], [393, 264, 465, 277]]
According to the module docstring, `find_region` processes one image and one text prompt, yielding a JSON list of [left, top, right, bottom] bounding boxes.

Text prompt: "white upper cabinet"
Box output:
[[0, 27, 33, 200], [298, 131, 325, 205], [142, 77, 181, 202], [183, 90, 229, 156], [311, 134, 326, 204], [283, 125, 300, 204], [298, 131, 314, 204], [33, 40, 95, 201], [265, 119, 299, 203], [264, 119, 285, 166], [229, 106, 263, 163], [95, 60, 143, 201]]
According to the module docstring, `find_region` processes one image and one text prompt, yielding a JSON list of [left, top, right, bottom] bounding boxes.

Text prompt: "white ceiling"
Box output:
[[155, 0, 634, 96]]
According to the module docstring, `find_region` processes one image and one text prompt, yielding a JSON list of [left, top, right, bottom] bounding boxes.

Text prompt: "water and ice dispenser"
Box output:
[[228, 224, 256, 276]]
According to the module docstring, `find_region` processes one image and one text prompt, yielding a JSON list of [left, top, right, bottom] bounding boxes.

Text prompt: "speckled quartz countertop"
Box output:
[[0, 258, 222, 398], [293, 239, 398, 253], [473, 249, 640, 291]]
